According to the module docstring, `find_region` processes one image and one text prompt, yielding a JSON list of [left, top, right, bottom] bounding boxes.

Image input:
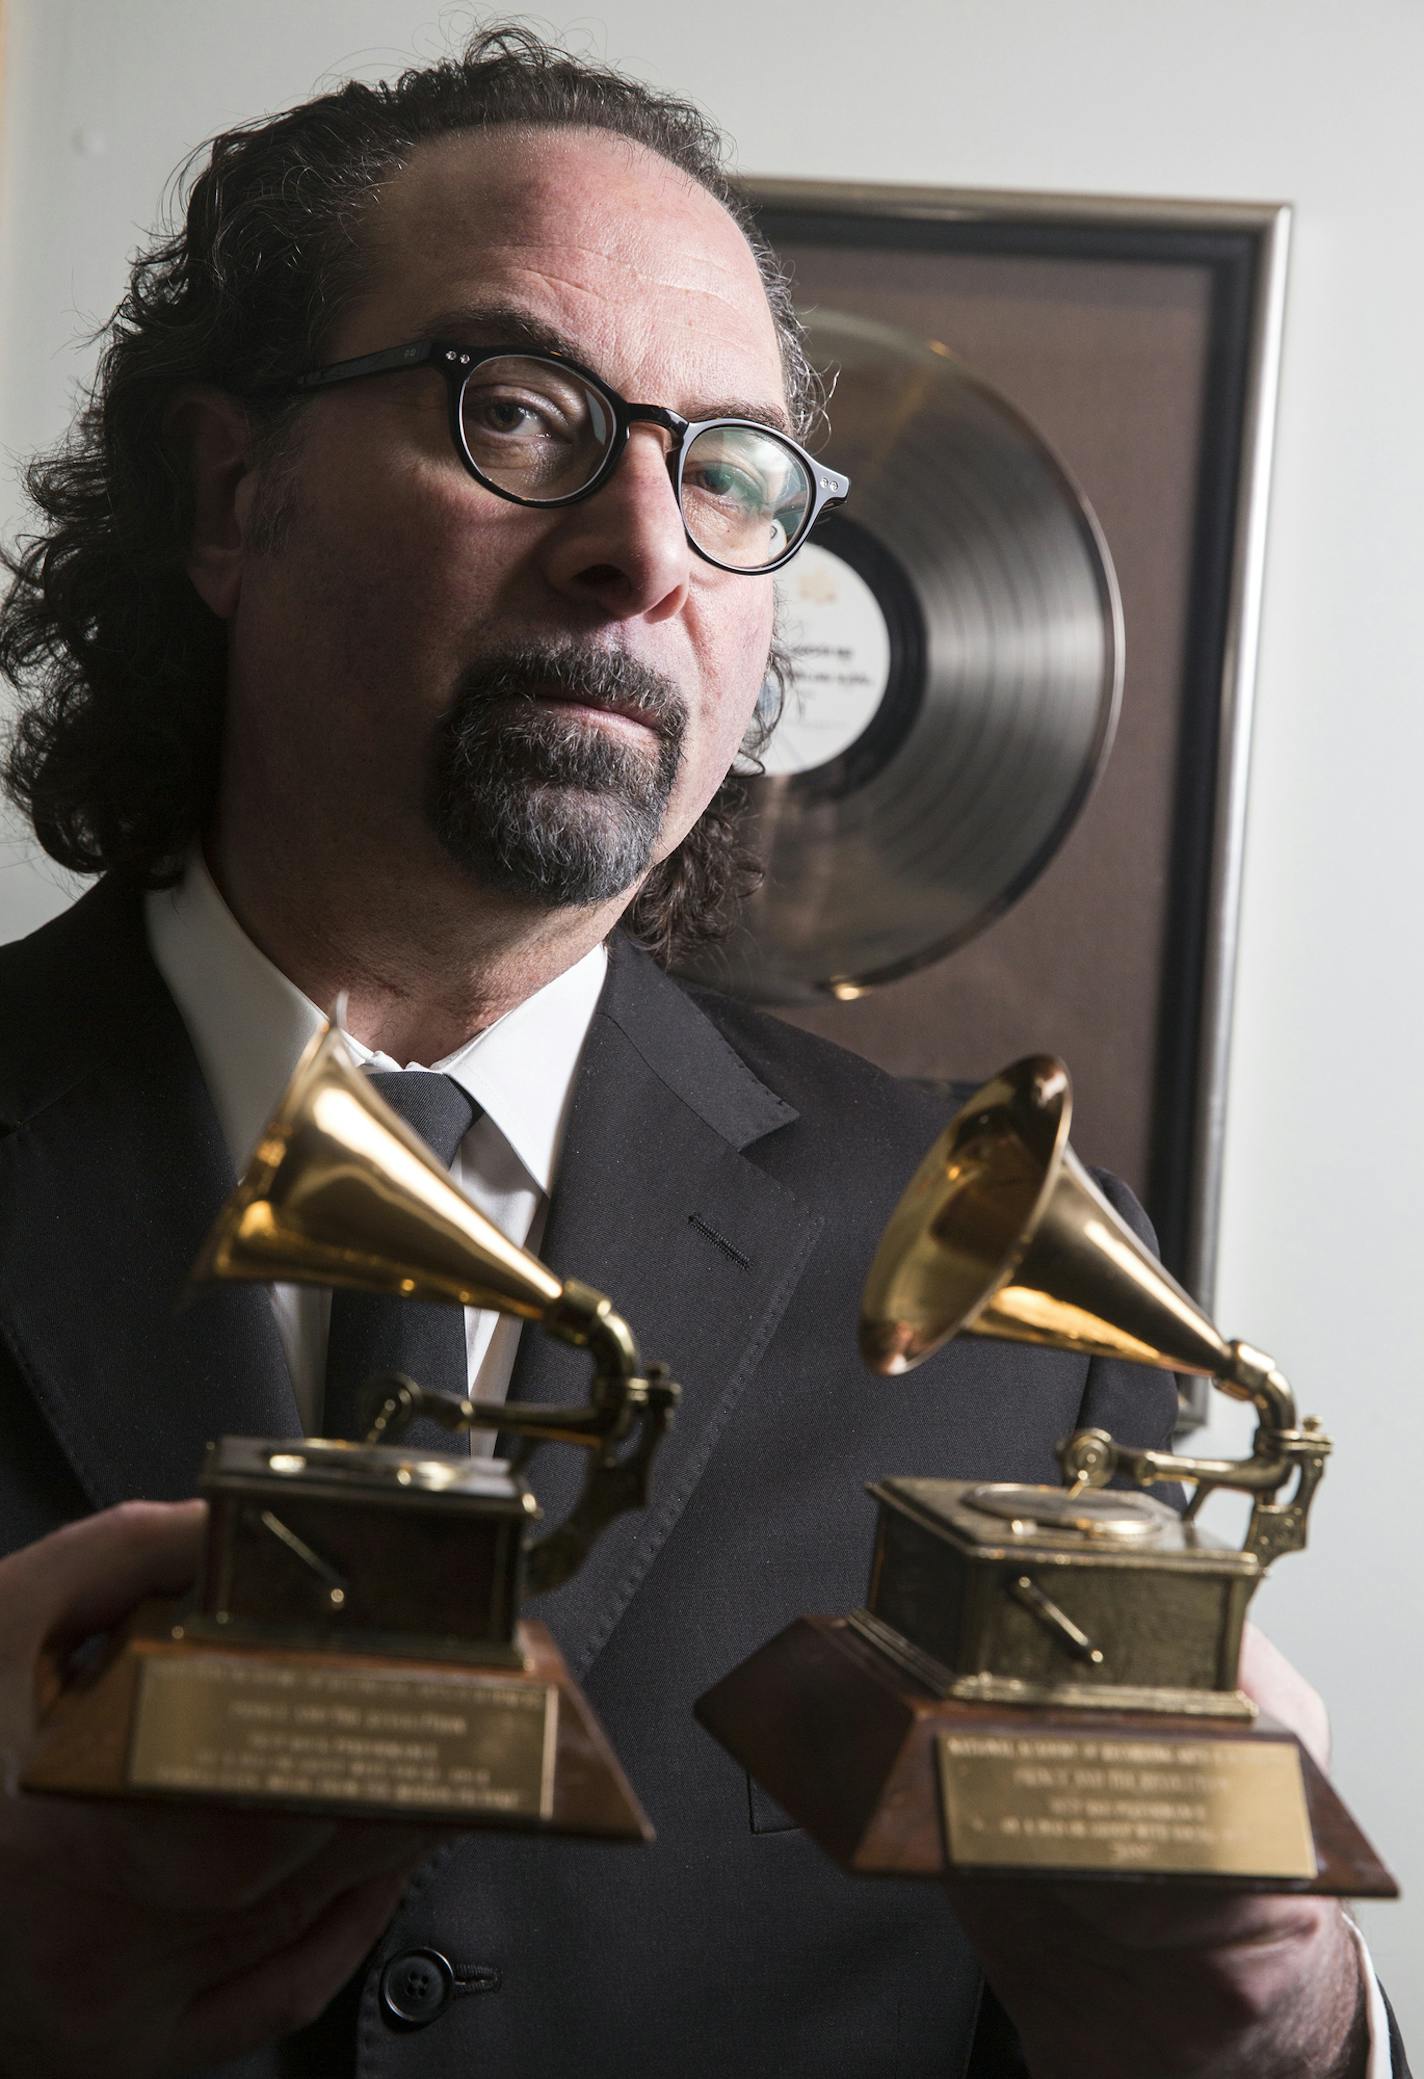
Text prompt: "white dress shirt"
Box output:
[[146, 851, 605, 1437]]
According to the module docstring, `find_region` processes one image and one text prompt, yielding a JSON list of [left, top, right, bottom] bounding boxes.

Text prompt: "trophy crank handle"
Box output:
[[1009, 1574, 1104, 1666], [257, 1509, 350, 1608]]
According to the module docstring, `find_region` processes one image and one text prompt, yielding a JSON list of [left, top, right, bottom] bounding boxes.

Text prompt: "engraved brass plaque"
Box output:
[[937, 1731, 1316, 1878], [129, 1653, 557, 1817]]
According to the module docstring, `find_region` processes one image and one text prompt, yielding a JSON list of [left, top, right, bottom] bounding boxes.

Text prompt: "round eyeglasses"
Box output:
[[293, 339, 850, 575]]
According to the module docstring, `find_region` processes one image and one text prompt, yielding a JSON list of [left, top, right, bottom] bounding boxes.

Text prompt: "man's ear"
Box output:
[[168, 388, 257, 620]]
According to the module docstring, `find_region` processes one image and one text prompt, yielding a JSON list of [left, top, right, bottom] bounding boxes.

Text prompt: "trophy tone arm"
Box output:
[[361, 1277, 679, 1595], [1057, 1339, 1333, 1567]]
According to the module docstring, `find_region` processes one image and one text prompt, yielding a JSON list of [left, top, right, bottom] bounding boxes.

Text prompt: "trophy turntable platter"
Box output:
[[25, 1024, 679, 1839], [698, 1057, 1397, 1897]]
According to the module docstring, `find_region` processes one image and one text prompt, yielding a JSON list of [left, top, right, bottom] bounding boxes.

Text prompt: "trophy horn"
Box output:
[[859, 1056, 1235, 1385], [193, 1022, 561, 1319], [192, 1021, 679, 1594], [859, 1056, 1330, 1565]]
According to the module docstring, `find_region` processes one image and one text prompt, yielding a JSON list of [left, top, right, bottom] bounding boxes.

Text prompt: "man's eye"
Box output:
[[686, 457, 768, 512], [482, 399, 539, 434], [465, 390, 569, 441]]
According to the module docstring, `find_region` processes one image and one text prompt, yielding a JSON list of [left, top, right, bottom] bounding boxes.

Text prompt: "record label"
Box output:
[[765, 544, 893, 778]]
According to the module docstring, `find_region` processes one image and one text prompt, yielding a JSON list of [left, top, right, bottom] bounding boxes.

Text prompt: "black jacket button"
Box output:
[[380, 1948, 455, 2027]]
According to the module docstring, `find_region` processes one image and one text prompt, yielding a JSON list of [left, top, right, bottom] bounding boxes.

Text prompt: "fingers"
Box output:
[[27, 1799, 437, 1919], [0, 1800, 436, 2077], [0, 1503, 207, 1768], [171, 1821, 439, 1984], [86, 1806, 343, 1914], [0, 1501, 206, 1661], [946, 1874, 1360, 2079], [179, 1867, 413, 2072], [963, 1874, 1335, 1954], [0, 1508, 443, 2078]]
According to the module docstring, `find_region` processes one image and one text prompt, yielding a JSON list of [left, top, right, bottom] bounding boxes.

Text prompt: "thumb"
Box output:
[[0, 1501, 206, 1773], [0, 1500, 207, 1663]]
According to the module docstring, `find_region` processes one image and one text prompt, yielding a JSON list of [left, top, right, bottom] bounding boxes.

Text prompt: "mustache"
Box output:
[[447, 642, 688, 749]]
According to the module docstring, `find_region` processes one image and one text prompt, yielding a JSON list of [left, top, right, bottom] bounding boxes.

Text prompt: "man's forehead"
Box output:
[[352, 126, 787, 407]]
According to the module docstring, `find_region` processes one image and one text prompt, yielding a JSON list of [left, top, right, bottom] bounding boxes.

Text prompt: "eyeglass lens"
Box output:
[[458, 355, 814, 571]]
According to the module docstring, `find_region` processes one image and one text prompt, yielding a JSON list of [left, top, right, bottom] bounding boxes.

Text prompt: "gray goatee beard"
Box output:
[[427, 642, 688, 908]]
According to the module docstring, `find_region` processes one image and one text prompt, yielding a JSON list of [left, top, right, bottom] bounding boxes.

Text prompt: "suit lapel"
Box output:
[[509, 941, 822, 1676], [0, 895, 822, 1665], [0, 882, 296, 1511]]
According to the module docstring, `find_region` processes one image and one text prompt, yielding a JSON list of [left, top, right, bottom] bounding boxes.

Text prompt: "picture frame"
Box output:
[[733, 180, 1289, 1396]]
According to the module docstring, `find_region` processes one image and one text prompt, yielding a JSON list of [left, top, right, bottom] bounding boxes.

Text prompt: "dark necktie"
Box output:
[[321, 1069, 480, 1452]]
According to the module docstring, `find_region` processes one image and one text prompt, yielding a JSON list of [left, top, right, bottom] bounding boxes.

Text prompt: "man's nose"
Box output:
[[539, 428, 692, 623]]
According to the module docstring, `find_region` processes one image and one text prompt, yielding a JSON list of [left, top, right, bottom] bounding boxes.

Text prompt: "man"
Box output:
[[0, 27, 1400, 2079]]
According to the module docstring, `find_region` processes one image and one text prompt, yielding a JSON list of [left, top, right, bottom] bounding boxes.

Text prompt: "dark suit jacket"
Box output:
[[0, 880, 1187, 2078]]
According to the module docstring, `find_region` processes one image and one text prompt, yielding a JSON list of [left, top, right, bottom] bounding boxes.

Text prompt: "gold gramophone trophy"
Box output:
[[698, 1057, 1395, 1895], [26, 1023, 678, 1839]]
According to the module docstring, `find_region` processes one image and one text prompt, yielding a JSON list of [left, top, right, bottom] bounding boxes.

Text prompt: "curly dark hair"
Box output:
[[0, 24, 812, 963]]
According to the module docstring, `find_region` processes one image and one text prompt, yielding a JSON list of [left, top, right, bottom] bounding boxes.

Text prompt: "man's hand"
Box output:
[[0, 1503, 437, 2079], [946, 1623, 1369, 2079]]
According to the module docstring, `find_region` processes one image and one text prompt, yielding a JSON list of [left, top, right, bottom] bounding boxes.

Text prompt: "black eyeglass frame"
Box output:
[[292, 338, 850, 575]]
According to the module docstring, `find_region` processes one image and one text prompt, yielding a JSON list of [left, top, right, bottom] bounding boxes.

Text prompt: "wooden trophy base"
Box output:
[[696, 1617, 1397, 1895], [24, 1597, 649, 1840]]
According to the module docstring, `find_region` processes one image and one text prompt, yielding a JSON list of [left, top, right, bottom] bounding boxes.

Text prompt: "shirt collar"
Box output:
[[145, 850, 606, 1196]]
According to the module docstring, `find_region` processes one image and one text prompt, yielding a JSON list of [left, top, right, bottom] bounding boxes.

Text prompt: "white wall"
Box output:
[[4, 0, 1421, 2045]]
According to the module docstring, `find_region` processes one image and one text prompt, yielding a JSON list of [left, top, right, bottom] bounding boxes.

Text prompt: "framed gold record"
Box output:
[[681, 183, 1289, 1326], [695, 308, 1123, 1003]]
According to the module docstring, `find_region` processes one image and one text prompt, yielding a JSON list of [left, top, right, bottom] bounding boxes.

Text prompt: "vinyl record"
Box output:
[[679, 311, 1123, 1006]]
